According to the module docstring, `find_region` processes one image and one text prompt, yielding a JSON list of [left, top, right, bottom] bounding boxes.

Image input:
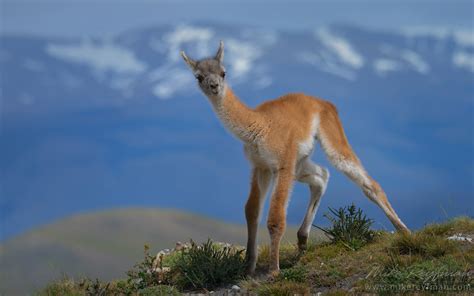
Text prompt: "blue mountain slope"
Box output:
[[1, 23, 473, 239]]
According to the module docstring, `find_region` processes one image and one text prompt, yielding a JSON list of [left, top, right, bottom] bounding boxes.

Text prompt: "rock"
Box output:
[[152, 250, 167, 269], [231, 285, 240, 291], [175, 241, 184, 250], [447, 233, 473, 243]]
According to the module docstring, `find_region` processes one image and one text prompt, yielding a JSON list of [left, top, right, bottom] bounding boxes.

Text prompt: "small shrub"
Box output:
[[171, 239, 246, 290], [314, 204, 375, 250], [278, 265, 308, 283]]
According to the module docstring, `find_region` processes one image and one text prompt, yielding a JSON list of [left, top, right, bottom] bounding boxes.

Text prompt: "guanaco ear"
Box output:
[[215, 41, 224, 64], [180, 51, 197, 70]]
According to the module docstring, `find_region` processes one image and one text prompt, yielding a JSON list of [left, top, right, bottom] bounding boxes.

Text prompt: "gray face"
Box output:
[[181, 41, 227, 98], [194, 59, 226, 97]]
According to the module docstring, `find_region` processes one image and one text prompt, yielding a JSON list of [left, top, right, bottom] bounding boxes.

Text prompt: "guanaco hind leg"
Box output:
[[295, 158, 330, 251], [318, 106, 410, 233]]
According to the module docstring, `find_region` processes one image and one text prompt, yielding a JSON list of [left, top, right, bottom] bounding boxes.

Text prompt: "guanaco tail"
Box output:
[[181, 41, 410, 277]]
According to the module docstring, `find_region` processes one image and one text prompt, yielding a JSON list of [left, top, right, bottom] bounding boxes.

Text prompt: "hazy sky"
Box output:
[[1, 0, 473, 37]]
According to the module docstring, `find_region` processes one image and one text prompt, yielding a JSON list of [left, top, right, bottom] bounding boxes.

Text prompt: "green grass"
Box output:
[[37, 216, 474, 295], [242, 217, 474, 295]]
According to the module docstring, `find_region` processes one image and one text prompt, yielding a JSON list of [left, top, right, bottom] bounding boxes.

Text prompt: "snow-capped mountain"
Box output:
[[3, 24, 473, 110], [1, 23, 473, 239]]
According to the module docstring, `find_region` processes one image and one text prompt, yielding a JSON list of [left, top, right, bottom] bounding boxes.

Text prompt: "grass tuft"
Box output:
[[170, 239, 246, 290], [420, 216, 474, 236], [390, 232, 456, 258], [314, 203, 375, 250]]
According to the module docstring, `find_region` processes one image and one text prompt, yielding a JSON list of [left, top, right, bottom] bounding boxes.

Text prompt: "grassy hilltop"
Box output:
[[0, 208, 303, 295], [33, 209, 474, 295]]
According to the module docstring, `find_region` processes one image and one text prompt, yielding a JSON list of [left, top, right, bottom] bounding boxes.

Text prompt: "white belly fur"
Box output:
[[244, 142, 278, 168]]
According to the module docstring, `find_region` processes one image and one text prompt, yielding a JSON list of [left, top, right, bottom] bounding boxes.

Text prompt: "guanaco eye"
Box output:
[[195, 75, 204, 83], [221, 71, 226, 78]]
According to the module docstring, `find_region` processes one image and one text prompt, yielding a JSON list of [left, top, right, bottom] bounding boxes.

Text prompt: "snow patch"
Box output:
[[379, 45, 430, 74], [453, 51, 474, 72], [226, 39, 262, 78], [254, 76, 272, 89], [148, 64, 174, 82], [162, 25, 214, 62], [46, 40, 147, 74], [373, 59, 402, 75], [400, 50, 430, 74], [316, 28, 364, 69], [298, 51, 356, 81], [402, 26, 474, 47], [453, 30, 474, 47], [152, 68, 193, 99]]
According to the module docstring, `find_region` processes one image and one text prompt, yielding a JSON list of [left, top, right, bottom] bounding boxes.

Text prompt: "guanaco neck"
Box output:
[[208, 85, 265, 143]]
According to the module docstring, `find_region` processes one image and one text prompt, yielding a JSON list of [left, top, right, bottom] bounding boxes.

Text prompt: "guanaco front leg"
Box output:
[[267, 154, 296, 275], [245, 167, 272, 275]]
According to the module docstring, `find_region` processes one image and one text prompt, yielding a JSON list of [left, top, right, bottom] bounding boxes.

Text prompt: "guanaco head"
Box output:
[[181, 41, 226, 98]]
